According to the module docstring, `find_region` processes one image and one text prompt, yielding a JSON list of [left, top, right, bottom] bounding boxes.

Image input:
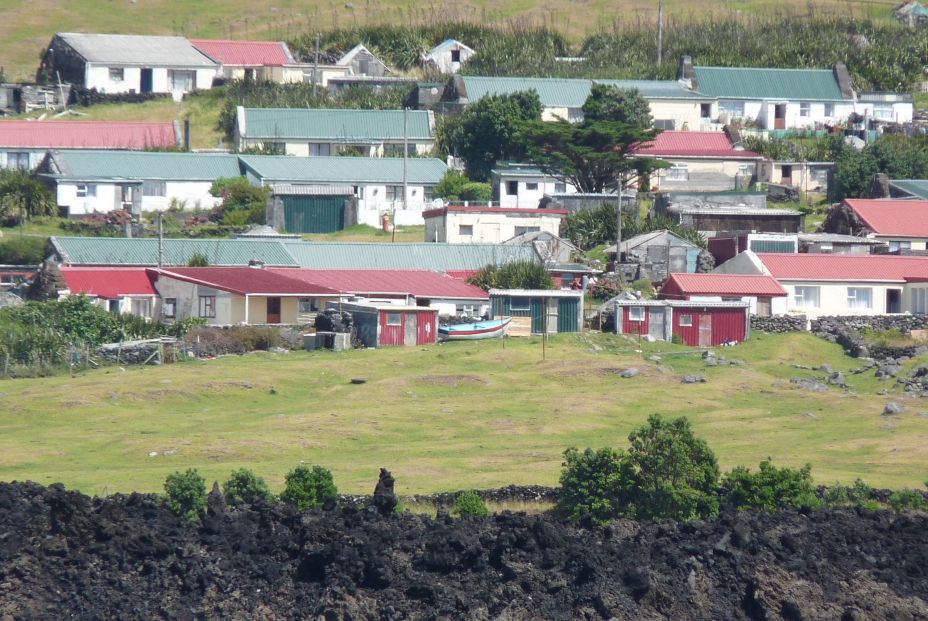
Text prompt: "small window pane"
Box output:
[[143, 181, 166, 196], [679, 314, 693, 326], [459, 224, 473, 236], [163, 298, 176, 318], [198, 296, 216, 318], [510, 298, 530, 312], [628, 307, 645, 321], [386, 312, 402, 325]]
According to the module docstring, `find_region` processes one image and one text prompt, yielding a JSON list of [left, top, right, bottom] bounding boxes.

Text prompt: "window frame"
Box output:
[[678, 314, 693, 327], [509, 298, 531, 312], [666, 164, 689, 181], [847, 287, 873, 310], [799, 102, 811, 117], [506, 180, 518, 195], [628, 306, 646, 322], [109, 67, 124, 82], [198, 295, 216, 319], [525, 182, 539, 191], [163, 297, 177, 319], [458, 224, 474, 237], [794, 286, 820, 309], [142, 180, 166, 197], [385, 311, 402, 326], [75, 183, 96, 198], [7, 152, 29, 169]]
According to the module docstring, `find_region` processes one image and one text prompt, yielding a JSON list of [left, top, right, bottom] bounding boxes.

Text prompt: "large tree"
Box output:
[[581, 84, 652, 127]]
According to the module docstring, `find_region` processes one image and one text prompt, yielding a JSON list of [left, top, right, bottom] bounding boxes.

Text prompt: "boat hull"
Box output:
[[438, 318, 511, 341]]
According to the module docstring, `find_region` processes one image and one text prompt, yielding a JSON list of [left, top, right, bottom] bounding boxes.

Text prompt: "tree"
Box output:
[[557, 447, 634, 523], [447, 91, 543, 181], [187, 252, 210, 267], [0, 236, 47, 265], [433, 170, 492, 202], [466, 261, 553, 291], [0, 170, 56, 225], [581, 85, 652, 127], [451, 491, 489, 517], [164, 468, 207, 520], [721, 460, 818, 511], [208, 177, 270, 226], [625, 414, 720, 520], [222, 468, 273, 505], [280, 464, 338, 511]]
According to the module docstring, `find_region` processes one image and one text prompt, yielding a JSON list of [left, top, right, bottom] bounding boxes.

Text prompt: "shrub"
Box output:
[[558, 446, 634, 524], [467, 261, 553, 291], [721, 460, 818, 512], [187, 251, 210, 267], [222, 469, 273, 505], [164, 468, 207, 520], [888, 489, 928, 512], [228, 325, 282, 351], [451, 491, 489, 517], [0, 236, 47, 265], [280, 464, 338, 511]]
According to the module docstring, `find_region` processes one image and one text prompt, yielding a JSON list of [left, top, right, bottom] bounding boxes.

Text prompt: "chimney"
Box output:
[[678, 55, 697, 90], [248, 259, 265, 269], [833, 61, 854, 100]]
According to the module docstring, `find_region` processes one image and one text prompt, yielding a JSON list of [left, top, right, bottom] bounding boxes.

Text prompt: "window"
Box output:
[[510, 298, 531, 312], [873, 104, 894, 120], [423, 186, 434, 202], [109, 67, 124, 81], [719, 100, 744, 118], [7, 152, 29, 169], [198, 295, 216, 318], [653, 119, 675, 130], [915, 288, 928, 314], [554, 183, 567, 193], [169, 70, 195, 92], [386, 185, 404, 202], [299, 298, 318, 313], [847, 287, 872, 309], [700, 103, 712, 119], [514, 226, 540, 236], [628, 306, 645, 322], [458, 224, 473, 236], [309, 143, 331, 156], [143, 181, 166, 196], [120, 185, 134, 206], [824, 103, 835, 117], [163, 298, 176, 318], [666, 164, 689, 181], [525, 182, 539, 191], [819, 242, 834, 253], [679, 314, 693, 327], [794, 286, 820, 309], [506, 180, 518, 195], [107, 299, 121, 313], [889, 240, 912, 252], [799, 102, 811, 117], [386, 312, 402, 325], [451, 49, 461, 63], [76, 184, 96, 198], [131, 298, 151, 317]]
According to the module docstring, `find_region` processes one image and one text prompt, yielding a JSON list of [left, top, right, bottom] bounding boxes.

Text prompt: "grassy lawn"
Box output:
[[0, 216, 66, 238], [1, 332, 925, 497]]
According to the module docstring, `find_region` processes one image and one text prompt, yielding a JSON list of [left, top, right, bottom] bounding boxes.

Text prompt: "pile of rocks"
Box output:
[[895, 364, 928, 396], [95, 339, 165, 365]]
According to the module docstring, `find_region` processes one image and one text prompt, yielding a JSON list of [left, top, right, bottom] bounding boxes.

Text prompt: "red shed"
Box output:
[[328, 301, 438, 347], [614, 300, 750, 346]]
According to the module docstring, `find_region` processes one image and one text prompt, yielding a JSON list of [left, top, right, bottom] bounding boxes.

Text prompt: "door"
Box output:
[[781, 165, 793, 185], [698, 314, 712, 347], [266, 297, 281, 324], [886, 289, 902, 314], [756, 297, 771, 317], [417, 312, 434, 344], [140, 68, 153, 93], [649, 307, 665, 340], [774, 104, 786, 130], [282, 195, 346, 233], [404, 312, 417, 345]]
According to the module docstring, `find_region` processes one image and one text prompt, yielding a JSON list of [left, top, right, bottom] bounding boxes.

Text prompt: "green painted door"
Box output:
[[557, 298, 579, 333], [282, 195, 345, 233], [531, 298, 545, 334]]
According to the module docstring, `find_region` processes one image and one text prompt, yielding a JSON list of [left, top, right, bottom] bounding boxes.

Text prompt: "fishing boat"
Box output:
[[438, 317, 511, 341]]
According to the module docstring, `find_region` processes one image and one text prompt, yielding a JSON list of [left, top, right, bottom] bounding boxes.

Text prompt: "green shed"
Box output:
[[489, 289, 583, 335]]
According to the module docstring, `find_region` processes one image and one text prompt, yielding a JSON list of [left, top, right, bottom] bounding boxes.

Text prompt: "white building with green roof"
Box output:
[[234, 107, 435, 157]]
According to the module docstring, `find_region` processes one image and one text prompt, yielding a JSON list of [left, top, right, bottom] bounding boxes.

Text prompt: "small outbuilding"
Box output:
[[489, 289, 583, 335], [328, 301, 437, 347], [422, 39, 475, 74], [614, 299, 750, 346]]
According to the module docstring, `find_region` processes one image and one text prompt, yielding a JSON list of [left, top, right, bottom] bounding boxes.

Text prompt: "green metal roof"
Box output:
[[281, 241, 539, 270], [460, 77, 708, 108], [47, 150, 242, 181], [890, 179, 928, 199], [242, 108, 433, 141], [51, 237, 299, 267], [693, 66, 845, 101], [239, 155, 447, 184]]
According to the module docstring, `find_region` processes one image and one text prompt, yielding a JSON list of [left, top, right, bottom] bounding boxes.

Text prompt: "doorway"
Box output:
[[781, 165, 793, 185], [698, 314, 712, 347], [886, 289, 902, 314], [774, 104, 786, 129], [140, 68, 153, 93], [266, 297, 281, 324], [404, 312, 418, 345]]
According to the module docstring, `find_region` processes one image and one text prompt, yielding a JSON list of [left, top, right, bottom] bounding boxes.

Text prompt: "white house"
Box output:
[[824, 199, 928, 252], [422, 39, 475, 74], [492, 163, 577, 208], [423, 205, 567, 243], [38, 150, 241, 217], [59, 267, 160, 319], [41, 33, 218, 96], [238, 154, 448, 227], [336, 44, 390, 77]]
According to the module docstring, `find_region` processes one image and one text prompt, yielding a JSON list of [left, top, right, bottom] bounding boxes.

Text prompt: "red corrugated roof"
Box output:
[[154, 267, 339, 295], [271, 269, 489, 300], [61, 267, 157, 299], [757, 253, 928, 282], [661, 272, 787, 297], [422, 206, 568, 218], [843, 199, 928, 237], [0, 121, 177, 149], [190, 39, 292, 67], [635, 131, 761, 158]]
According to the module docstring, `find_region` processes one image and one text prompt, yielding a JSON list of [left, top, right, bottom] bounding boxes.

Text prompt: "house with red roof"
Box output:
[[613, 299, 751, 346], [60, 267, 159, 318], [713, 250, 928, 317], [0, 120, 178, 171], [660, 272, 788, 316], [422, 205, 567, 244], [823, 198, 928, 252], [634, 130, 764, 191], [189, 39, 303, 83]]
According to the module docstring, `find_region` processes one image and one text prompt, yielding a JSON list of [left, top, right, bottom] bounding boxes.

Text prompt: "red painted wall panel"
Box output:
[[379, 310, 404, 346], [417, 310, 437, 344], [673, 309, 701, 346], [709, 307, 747, 345], [621, 306, 649, 335]]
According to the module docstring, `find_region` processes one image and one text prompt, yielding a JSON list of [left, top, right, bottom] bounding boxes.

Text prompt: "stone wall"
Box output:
[[811, 315, 928, 359], [750, 315, 807, 333]]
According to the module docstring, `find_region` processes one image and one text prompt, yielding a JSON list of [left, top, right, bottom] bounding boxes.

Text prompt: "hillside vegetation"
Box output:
[[0, 332, 925, 496]]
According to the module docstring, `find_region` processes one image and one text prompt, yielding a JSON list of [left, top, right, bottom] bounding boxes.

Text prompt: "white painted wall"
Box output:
[[0, 149, 44, 170], [57, 180, 221, 215], [85, 64, 215, 94], [497, 175, 577, 208], [779, 280, 900, 318], [425, 211, 564, 243]]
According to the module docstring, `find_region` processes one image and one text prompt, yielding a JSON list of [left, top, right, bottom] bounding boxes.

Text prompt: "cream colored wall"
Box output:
[[542, 107, 571, 122], [247, 296, 267, 324], [781, 280, 897, 318], [444, 212, 563, 243], [281, 297, 300, 323], [650, 100, 715, 129], [229, 296, 245, 324], [871, 235, 928, 251]]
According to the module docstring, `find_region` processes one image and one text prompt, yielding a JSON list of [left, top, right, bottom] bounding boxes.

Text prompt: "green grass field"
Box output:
[[1, 332, 925, 497]]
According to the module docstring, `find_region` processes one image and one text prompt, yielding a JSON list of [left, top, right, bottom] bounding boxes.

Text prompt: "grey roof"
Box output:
[[241, 108, 433, 141], [56, 33, 218, 66], [798, 233, 885, 244], [282, 241, 538, 270], [50, 237, 299, 267], [240, 155, 447, 185], [890, 179, 928, 199], [336, 44, 389, 68], [489, 288, 583, 297], [43, 150, 241, 182], [605, 229, 700, 254], [669, 205, 802, 216]]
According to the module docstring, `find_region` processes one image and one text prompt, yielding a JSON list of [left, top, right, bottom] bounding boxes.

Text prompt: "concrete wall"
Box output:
[[57, 180, 221, 215], [427, 211, 563, 243], [650, 158, 756, 192], [85, 64, 215, 94], [779, 280, 901, 318], [495, 175, 577, 208], [650, 100, 716, 130]]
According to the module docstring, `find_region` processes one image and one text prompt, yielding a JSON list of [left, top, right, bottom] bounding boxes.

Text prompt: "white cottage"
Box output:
[[422, 39, 475, 74], [492, 163, 577, 208], [423, 205, 567, 243]]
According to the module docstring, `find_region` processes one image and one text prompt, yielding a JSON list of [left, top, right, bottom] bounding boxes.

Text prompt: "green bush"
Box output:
[[670, 334, 684, 345], [888, 489, 928, 512], [451, 491, 489, 517], [721, 460, 819, 512], [280, 464, 338, 511], [228, 326, 282, 351], [164, 468, 207, 520], [222, 468, 273, 506], [467, 261, 553, 291], [0, 236, 47, 265], [557, 447, 634, 524]]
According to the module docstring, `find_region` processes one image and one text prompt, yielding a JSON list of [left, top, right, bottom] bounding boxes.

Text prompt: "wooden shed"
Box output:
[[329, 301, 437, 347], [489, 289, 583, 335], [614, 300, 749, 346]]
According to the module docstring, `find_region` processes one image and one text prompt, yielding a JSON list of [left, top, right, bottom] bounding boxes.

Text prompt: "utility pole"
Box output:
[[157, 212, 164, 268], [394, 106, 408, 243], [657, 0, 664, 67], [615, 174, 623, 275], [312, 33, 320, 98]]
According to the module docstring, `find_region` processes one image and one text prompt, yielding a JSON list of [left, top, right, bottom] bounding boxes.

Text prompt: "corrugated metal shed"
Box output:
[[240, 155, 447, 185], [50, 237, 299, 267], [242, 108, 433, 141], [693, 66, 844, 101], [56, 33, 218, 66], [44, 150, 241, 181], [282, 241, 538, 270]]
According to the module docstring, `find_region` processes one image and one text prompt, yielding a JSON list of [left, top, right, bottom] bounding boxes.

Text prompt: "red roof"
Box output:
[[271, 269, 489, 300], [0, 121, 177, 149], [757, 253, 928, 282], [635, 131, 761, 159], [154, 267, 339, 295], [422, 206, 568, 218], [61, 267, 157, 299], [190, 39, 292, 67], [843, 199, 928, 237], [661, 273, 787, 298]]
